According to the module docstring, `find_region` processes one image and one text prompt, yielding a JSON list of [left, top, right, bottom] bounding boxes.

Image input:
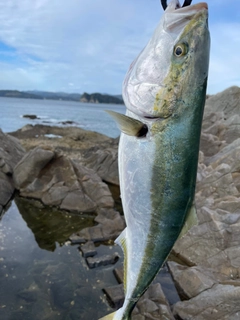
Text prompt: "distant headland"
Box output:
[[0, 90, 124, 104]]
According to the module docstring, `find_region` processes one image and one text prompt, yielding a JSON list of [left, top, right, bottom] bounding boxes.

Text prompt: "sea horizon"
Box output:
[[0, 96, 125, 138]]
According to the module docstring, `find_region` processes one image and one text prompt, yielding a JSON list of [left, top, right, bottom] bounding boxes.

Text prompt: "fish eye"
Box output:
[[174, 43, 188, 57]]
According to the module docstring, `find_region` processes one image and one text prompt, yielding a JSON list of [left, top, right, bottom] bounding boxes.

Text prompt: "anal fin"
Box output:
[[99, 311, 116, 320], [115, 228, 128, 292]]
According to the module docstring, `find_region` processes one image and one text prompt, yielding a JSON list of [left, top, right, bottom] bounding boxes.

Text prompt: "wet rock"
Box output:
[[69, 234, 86, 245], [59, 120, 78, 125], [71, 208, 125, 243], [13, 147, 114, 213], [103, 284, 124, 309], [15, 196, 95, 251], [114, 267, 124, 284], [17, 288, 39, 302], [50, 279, 74, 309], [11, 280, 55, 320], [9, 124, 115, 153], [8, 311, 30, 320], [72, 286, 107, 320], [22, 114, 39, 119], [79, 241, 97, 258], [0, 129, 25, 212], [86, 252, 120, 268]]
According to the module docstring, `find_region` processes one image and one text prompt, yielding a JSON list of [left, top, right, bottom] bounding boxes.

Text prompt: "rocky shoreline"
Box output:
[[1, 86, 240, 319]]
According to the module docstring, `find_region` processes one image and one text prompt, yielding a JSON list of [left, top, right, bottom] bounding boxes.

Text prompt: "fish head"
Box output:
[[123, 0, 210, 119]]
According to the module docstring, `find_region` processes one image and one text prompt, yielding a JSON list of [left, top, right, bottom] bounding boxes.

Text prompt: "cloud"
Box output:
[[0, 0, 238, 94], [0, 0, 160, 93]]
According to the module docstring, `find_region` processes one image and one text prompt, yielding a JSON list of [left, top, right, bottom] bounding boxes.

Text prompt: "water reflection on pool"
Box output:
[[0, 199, 122, 320]]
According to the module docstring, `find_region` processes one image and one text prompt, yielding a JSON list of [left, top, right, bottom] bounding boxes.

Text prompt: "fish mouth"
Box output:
[[143, 115, 170, 121], [139, 112, 172, 123], [176, 2, 208, 12], [166, 1, 208, 12], [164, 1, 208, 33]]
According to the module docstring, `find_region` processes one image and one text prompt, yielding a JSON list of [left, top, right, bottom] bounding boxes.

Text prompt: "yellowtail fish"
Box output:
[[101, 0, 210, 319]]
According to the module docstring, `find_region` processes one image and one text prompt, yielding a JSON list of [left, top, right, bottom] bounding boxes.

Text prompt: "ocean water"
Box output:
[[0, 97, 125, 137], [0, 199, 122, 320]]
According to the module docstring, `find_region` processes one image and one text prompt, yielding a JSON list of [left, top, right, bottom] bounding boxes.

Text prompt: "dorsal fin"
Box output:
[[106, 110, 147, 137]]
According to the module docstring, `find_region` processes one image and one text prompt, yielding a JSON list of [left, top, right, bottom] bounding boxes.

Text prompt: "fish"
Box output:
[[100, 0, 210, 319]]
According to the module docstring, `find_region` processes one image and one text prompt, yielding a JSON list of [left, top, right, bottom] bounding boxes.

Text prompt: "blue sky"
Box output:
[[0, 0, 239, 95]]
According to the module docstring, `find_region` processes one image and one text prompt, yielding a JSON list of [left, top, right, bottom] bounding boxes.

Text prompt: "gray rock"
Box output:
[[42, 184, 69, 206], [71, 208, 125, 243], [167, 261, 223, 300], [0, 173, 14, 208], [68, 234, 86, 244], [205, 86, 240, 119], [107, 265, 174, 319], [81, 147, 119, 185], [132, 315, 145, 320], [114, 267, 124, 284], [9, 124, 114, 153], [13, 147, 54, 188], [173, 284, 240, 320], [0, 130, 25, 168], [60, 190, 96, 213], [22, 114, 38, 119], [132, 283, 175, 320], [0, 129, 25, 211], [79, 241, 97, 258], [13, 147, 114, 213], [73, 160, 115, 209], [169, 86, 240, 319], [103, 284, 124, 309], [204, 86, 240, 144], [17, 288, 39, 302]]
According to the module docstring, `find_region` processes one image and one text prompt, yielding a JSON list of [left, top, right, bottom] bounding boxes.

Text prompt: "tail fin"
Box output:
[[99, 311, 116, 320]]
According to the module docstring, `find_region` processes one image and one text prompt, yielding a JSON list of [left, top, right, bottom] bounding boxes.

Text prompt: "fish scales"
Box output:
[[118, 86, 206, 317], [100, 0, 210, 319]]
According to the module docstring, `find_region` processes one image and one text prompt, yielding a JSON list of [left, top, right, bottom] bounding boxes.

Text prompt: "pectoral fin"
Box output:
[[179, 204, 198, 238], [106, 110, 147, 137]]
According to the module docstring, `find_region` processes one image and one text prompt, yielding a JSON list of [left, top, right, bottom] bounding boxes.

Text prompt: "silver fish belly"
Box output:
[[100, 0, 210, 319]]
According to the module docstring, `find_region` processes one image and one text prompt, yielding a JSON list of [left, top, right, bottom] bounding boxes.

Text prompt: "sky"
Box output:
[[0, 0, 239, 95]]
